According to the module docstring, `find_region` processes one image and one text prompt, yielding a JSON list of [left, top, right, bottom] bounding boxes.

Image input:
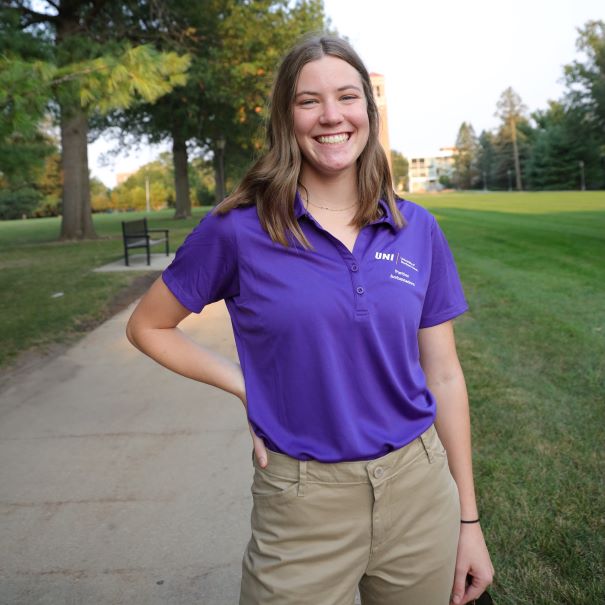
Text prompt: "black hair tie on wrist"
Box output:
[[461, 518, 480, 524]]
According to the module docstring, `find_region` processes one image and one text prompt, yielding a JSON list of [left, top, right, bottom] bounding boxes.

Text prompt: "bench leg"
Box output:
[[165, 238, 169, 257], [146, 245, 151, 266], [124, 248, 129, 266]]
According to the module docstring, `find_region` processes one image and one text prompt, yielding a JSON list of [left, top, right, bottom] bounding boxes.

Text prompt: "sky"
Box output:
[[89, 0, 603, 187]]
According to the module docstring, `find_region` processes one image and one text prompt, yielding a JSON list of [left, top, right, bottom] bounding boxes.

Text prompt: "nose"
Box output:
[[319, 99, 343, 125]]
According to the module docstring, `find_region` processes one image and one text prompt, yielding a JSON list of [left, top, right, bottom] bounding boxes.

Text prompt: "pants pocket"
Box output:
[[432, 427, 447, 457], [420, 424, 448, 463], [251, 467, 300, 501]]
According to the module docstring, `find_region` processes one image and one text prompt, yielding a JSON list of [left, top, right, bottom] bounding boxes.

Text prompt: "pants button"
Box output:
[[373, 466, 384, 478]]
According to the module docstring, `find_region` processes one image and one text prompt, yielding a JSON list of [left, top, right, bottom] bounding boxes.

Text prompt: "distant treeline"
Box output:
[[450, 21, 604, 192]]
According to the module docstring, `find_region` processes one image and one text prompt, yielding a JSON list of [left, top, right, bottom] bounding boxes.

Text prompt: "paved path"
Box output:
[[0, 300, 253, 604]]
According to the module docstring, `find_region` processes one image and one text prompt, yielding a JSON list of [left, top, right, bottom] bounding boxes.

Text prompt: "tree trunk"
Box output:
[[57, 4, 96, 240], [59, 105, 96, 239], [172, 129, 191, 219]]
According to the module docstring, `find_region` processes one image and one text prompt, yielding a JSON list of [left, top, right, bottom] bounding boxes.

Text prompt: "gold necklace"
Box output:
[[299, 186, 359, 212]]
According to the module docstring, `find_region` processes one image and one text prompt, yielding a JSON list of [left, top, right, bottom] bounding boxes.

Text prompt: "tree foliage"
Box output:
[[106, 0, 327, 217], [526, 102, 596, 189], [391, 150, 409, 191], [0, 5, 54, 190], [522, 20, 605, 190], [454, 122, 479, 189], [494, 86, 527, 190], [563, 20, 605, 139], [107, 152, 215, 212], [1, 1, 190, 233]]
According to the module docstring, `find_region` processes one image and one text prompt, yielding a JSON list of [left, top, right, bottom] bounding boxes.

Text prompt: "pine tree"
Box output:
[[454, 122, 479, 190], [495, 87, 527, 191]]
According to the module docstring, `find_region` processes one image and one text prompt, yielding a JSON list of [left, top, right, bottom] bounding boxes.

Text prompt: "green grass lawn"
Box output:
[[412, 191, 605, 605], [0, 207, 210, 367], [1, 191, 604, 603]]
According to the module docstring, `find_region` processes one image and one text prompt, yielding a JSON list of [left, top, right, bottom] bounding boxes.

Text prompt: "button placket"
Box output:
[[311, 221, 369, 317], [336, 246, 367, 315], [368, 463, 388, 552], [352, 275, 367, 316]]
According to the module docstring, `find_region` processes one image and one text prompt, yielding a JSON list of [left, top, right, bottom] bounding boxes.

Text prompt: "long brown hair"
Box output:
[[214, 34, 405, 249]]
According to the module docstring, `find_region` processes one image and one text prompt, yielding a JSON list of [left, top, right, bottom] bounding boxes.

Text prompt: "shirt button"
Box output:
[[373, 466, 384, 479], [351, 264, 359, 272], [356, 286, 364, 295]]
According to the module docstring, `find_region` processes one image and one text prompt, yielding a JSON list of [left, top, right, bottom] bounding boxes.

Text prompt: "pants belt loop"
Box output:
[[298, 460, 307, 496], [419, 432, 434, 464]]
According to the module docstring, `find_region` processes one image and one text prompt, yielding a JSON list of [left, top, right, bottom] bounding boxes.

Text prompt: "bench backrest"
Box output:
[[122, 218, 148, 237]]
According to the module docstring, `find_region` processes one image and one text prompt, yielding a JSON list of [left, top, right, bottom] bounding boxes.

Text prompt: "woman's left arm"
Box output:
[[418, 320, 494, 605]]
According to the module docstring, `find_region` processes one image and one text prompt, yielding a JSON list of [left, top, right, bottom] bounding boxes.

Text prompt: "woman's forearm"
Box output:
[[429, 370, 479, 520], [127, 325, 246, 403]]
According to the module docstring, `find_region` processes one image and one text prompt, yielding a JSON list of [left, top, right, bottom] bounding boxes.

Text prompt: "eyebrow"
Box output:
[[295, 85, 363, 97]]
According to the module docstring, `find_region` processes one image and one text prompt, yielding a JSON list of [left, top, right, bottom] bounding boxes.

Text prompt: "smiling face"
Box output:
[[293, 55, 370, 181]]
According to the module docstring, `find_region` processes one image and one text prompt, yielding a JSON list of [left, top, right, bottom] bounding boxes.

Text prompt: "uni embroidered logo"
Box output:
[[374, 250, 418, 287], [375, 252, 395, 261]]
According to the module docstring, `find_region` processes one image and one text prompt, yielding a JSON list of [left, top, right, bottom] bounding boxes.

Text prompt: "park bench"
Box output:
[[121, 218, 169, 266]]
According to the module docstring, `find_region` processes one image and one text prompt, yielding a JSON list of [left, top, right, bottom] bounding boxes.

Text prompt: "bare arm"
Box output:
[[126, 276, 246, 400], [418, 320, 493, 604], [418, 320, 477, 519], [126, 277, 269, 466]]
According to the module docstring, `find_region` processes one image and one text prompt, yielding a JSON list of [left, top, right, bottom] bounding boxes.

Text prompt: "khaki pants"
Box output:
[[240, 424, 460, 605]]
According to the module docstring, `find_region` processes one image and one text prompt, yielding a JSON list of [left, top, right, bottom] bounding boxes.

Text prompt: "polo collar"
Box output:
[[294, 190, 397, 230]]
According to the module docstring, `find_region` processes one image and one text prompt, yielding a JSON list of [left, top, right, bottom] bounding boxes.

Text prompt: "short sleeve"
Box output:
[[419, 217, 468, 328], [161, 209, 239, 313]]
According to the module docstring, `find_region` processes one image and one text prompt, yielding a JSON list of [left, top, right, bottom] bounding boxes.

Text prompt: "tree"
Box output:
[[390, 150, 408, 191], [454, 122, 479, 189], [563, 20, 605, 140], [2, 1, 190, 238], [106, 0, 326, 218], [525, 102, 581, 189], [0, 7, 54, 198], [202, 0, 326, 203], [476, 130, 496, 190], [495, 87, 527, 190], [111, 153, 175, 212], [526, 101, 602, 190], [491, 117, 534, 191], [33, 148, 62, 216], [90, 177, 111, 213], [559, 19, 605, 189]]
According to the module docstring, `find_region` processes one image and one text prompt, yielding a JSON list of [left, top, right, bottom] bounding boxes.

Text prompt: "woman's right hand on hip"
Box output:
[[241, 394, 268, 468], [248, 421, 269, 468]]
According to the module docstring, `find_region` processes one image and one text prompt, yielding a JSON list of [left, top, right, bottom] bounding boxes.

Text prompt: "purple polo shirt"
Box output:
[[162, 194, 468, 462]]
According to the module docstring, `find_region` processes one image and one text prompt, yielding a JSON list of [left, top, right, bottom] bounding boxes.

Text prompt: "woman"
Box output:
[[126, 35, 494, 605]]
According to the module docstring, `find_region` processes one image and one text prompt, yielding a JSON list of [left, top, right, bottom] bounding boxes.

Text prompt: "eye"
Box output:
[[340, 94, 359, 102], [299, 98, 318, 106]]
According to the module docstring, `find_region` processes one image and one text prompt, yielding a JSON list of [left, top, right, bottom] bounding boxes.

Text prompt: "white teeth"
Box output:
[[317, 134, 349, 144]]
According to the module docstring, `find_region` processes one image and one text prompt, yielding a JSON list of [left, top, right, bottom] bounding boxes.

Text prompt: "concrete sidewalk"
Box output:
[[93, 253, 176, 273], [0, 301, 253, 604]]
